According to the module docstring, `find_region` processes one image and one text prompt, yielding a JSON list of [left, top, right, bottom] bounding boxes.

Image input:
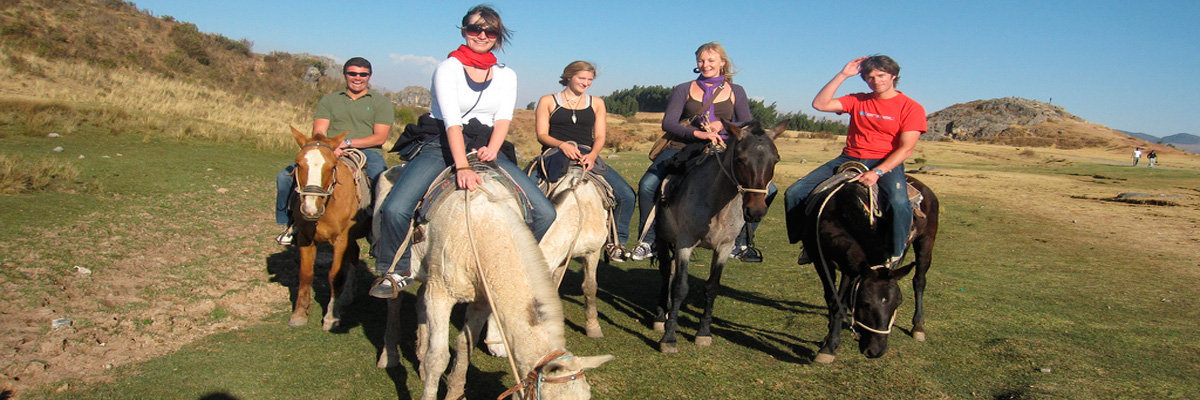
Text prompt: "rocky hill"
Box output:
[[926, 97, 1083, 141]]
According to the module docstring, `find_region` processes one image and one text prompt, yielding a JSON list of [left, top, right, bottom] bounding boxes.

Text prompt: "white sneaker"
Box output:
[[629, 242, 654, 261], [275, 225, 293, 246], [369, 274, 412, 298]]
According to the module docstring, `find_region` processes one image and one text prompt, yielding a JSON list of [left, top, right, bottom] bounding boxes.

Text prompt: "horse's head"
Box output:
[[512, 351, 615, 400], [290, 126, 347, 221], [853, 262, 915, 358], [727, 120, 785, 223]]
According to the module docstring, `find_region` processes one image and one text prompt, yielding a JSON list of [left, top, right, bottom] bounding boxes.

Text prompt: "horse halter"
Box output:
[[710, 143, 772, 195], [848, 271, 900, 336], [496, 349, 588, 400], [293, 141, 341, 220]]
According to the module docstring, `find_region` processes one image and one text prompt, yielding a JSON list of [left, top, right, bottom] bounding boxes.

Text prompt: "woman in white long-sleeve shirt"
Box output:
[[370, 4, 555, 297]]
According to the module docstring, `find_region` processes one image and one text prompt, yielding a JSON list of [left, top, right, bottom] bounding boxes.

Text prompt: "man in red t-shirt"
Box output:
[[785, 55, 927, 267]]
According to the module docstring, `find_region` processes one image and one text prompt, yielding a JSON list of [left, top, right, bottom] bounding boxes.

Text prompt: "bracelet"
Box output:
[[456, 166, 472, 171]]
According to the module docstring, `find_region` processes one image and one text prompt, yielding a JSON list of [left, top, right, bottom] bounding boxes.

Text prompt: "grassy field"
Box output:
[[5, 127, 1199, 399]]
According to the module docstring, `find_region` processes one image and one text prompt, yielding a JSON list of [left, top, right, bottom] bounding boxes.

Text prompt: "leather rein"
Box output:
[[496, 349, 588, 400]]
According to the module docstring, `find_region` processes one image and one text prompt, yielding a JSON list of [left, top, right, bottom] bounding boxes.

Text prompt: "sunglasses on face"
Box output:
[[345, 72, 371, 77], [463, 24, 498, 39]]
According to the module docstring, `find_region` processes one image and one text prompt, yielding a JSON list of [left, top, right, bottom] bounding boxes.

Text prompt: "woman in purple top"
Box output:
[[629, 42, 777, 263]]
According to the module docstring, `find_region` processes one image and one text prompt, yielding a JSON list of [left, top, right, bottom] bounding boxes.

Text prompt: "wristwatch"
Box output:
[[343, 138, 352, 147], [873, 168, 885, 177]]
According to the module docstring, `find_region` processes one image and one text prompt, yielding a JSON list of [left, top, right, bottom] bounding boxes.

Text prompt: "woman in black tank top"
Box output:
[[533, 61, 636, 261]]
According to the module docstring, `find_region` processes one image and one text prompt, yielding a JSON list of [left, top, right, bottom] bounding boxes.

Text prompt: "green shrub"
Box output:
[[0, 154, 80, 194]]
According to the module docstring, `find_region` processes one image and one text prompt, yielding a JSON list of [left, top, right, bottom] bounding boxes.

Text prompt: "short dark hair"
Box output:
[[461, 4, 511, 50], [343, 57, 372, 74], [860, 55, 900, 85]]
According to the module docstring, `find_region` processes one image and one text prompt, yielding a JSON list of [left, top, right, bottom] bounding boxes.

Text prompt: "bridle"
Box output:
[[496, 349, 589, 400], [710, 141, 772, 196], [292, 141, 341, 220], [847, 268, 900, 336]]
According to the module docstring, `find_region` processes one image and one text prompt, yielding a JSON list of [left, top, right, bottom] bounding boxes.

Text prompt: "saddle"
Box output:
[[340, 149, 373, 213], [411, 159, 535, 244], [803, 161, 926, 224]]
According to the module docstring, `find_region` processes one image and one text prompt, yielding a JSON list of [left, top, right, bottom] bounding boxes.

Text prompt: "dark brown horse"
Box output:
[[286, 127, 369, 330], [652, 121, 784, 353], [800, 168, 939, 363]]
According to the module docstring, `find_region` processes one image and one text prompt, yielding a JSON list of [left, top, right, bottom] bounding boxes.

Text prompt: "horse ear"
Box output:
[[726, 119, 746, 140], [768, 120, 788, 140], [329, 131, 349, 146], [890, 262, 916, 280], [290, 126, 308, 148], [574, 354, 615, 370]]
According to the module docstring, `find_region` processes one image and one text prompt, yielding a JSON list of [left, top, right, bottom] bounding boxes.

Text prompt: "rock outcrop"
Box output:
[[925, 97, 1082, 141]]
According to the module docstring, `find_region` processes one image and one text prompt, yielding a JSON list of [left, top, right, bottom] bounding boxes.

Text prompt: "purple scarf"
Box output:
[[696, 75, 725, 123]]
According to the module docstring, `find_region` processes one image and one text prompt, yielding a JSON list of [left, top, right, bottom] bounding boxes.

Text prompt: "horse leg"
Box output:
[[659, 247, 692, 353], [323, 235, 350, 331], [910, 233, 936, 342], [813, 261, 845, 364], [419, 293, 452, 400], [653, 249, 673, 333], [484, 314, 508, 358], [289, 243, 317, 326], [582, 251, 603, 338], [376, 296, 404, 369], [695, 249, 729, 346], [446, 302, 488, 400], [415, 285, 429, 373]]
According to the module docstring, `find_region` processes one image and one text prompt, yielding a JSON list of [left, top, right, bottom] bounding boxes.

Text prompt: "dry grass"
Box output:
[[0, 50, 309, 148], [0, 154, 79, 193]]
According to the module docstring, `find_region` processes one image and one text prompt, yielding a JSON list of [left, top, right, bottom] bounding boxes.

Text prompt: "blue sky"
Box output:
[[131, 0, 1199, 137]]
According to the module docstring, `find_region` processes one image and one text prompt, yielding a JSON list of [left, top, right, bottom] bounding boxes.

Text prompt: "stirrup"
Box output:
[[369, 274, 410, 299]]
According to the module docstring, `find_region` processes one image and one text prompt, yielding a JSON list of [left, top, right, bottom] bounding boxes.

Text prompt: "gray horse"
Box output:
[[652, 120, 784, 353]]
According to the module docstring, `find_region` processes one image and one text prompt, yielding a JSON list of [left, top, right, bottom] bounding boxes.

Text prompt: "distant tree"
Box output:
[[748, 99, 778, 127], [525, 101, 536, 111], [603, 85, 670, 114]]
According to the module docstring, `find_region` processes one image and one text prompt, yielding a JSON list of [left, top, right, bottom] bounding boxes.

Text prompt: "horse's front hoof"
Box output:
[[287, 316, 307, 327], [585, 324, 604, 338], [814, 353, 836, 364], [913, 331, 926, 342], [659, 342, 678, 354], [652, 321, 665, 332], [377, 350, 398, 369], [486, 343, 509, 358], [694, 336, 713, 346], [322, 318, 338, 331]]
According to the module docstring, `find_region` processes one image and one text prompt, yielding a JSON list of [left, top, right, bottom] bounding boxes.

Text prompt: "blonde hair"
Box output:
[[695, 41, 735, 83], [558, 61, 596, 86]]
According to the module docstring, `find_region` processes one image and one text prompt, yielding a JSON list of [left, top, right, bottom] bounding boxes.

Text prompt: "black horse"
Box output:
[[652, 121, 784, 353], [800, 165, 939, 363]]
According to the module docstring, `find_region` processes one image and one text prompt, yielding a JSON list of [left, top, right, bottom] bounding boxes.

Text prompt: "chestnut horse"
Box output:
[[286, 127, 369, 330], [652, 121, 784, 353], [800, 166, 939, 363]]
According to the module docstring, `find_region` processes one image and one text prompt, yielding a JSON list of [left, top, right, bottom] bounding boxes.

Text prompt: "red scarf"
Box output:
[[447, 45, 496, 69]]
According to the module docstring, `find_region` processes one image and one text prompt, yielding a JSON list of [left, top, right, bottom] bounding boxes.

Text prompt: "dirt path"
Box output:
[[0, 183, 292, 397]]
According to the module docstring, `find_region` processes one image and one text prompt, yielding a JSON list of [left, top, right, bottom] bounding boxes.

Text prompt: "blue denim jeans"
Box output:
[[373, 140, 555, 275], [275, 149, 385, 225], [529, 162, 636, 247], [783, 154, 911, 258], [635, 148, 775, 246]]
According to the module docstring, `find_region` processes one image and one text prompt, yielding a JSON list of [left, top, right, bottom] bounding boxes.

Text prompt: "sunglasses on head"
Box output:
[[345, 72, 371, 77], [463, 24, 498, 39]]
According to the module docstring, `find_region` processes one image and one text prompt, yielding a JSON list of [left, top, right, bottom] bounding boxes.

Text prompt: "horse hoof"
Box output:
[[586, 327, 604, 338], [814, 353, 836, 364], [287, 316, 307, 327], [653, 322, 665, 332], [913, 331, 926, 342], [659, 342, 678, 354], [322, 319, 337, 331], [694, 336, 712, 346]]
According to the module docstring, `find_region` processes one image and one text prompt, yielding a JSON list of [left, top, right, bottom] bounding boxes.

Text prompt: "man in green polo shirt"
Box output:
[[275, 57, 395, 245]]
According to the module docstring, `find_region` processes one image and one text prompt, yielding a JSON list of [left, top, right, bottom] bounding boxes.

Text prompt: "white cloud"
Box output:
[[373, 54, 440, 92]]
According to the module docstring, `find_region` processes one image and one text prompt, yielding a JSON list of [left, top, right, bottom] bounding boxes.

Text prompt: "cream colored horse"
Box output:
[[486, 165, 611, 357], [373, 165, 613, 400]]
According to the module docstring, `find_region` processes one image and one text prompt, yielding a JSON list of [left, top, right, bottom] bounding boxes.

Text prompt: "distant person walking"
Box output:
[[784, 55, 927, 268], [1148, 150, 1157, 167], [274, 57, 393, 245], [1132, 147, 1142, 166]]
